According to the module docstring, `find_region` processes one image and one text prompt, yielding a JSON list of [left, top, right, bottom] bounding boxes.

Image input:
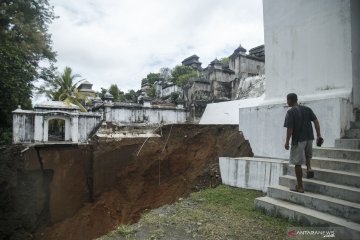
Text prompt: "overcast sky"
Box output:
[[49, 0, 264, 93]]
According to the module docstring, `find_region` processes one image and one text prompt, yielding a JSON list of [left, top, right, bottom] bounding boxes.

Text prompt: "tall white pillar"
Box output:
[[71, 115, 79, 142], [12, 114, 21, 143], [64, 118, 71, 141], [105, 105, 112, 122], [34, 115, 44, 142], [43, 117, 48, 142]]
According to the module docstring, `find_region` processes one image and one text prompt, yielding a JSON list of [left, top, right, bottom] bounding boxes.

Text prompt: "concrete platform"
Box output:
[[286, 165, 360, 188], [311, 157, 360, 173], [345, 129, 360, 139], [350, 121, 360, 129], [267, 185, 360, 222], [279, 175, 360, 203], [224, 129, 360, 232], [255, 196, 360, 239], [313, 147, 360, 161], [219, 157, 287, 192], [335, 138, 360, 149]]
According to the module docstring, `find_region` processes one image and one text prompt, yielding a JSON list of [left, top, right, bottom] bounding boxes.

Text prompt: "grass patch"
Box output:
[[99, 225, 138, 239], [98, 185, 297, 240]]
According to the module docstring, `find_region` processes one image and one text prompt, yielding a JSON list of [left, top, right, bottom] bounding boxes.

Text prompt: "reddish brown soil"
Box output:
[[31, 124, 252, 240]]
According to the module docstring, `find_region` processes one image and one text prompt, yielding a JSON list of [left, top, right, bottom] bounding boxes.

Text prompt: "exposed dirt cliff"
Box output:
[[1, 124, 252, 240]]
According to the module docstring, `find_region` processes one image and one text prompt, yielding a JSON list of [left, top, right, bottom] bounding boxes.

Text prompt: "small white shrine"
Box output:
[[12, 101, 101, 143]]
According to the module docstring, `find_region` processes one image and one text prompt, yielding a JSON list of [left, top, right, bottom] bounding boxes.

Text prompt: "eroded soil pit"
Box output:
[[1, 124, 252, 240]]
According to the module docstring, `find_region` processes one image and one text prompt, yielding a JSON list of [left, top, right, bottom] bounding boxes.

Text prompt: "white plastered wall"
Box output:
[[239, 96, 353, 159], [109, 107, 187, 125], [263, 0, 354, 100]]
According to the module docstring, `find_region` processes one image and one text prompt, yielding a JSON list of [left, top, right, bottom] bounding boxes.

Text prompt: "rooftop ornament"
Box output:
[[102, 91, 114, 102]]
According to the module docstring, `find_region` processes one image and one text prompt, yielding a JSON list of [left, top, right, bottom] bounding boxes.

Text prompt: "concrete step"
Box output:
[[345, 129, 360, 139], [267, 185, 360, 222], [287, 166, 360, 188], [335, 138, 360, 150], [255, 196, 360, 239], [279, 175, 360, 203], [350, 121, 360, 129], [311, 157, 360, 173], [313, 147, 360, 161]]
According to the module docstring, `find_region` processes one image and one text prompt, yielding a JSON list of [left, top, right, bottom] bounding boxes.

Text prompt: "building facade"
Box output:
[[201, 0, 359, 159], [182, 44, 265, 121], [13, 101, 101, 143]]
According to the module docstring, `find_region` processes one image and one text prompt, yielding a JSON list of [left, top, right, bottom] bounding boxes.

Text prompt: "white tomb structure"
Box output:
[[240, 0, 359, 159], [99, 92, 187, 125], [13, 97, 187, 144], [200, 0, 359, 191], [13, 101, 101, 143], [100, 102, 187, 125]]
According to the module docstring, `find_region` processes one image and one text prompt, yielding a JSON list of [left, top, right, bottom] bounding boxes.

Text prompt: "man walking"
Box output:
[[284, 93, 322, 193]]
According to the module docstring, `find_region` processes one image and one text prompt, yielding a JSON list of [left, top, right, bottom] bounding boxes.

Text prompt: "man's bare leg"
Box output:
[[306, 158, 312, 171], [295, 165, 304, 192], [306, 158, 314, 178]]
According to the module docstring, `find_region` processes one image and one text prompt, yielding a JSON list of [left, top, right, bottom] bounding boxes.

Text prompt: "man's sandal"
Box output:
[[307, 170, 314, 179], [291, 185, 304, 193]]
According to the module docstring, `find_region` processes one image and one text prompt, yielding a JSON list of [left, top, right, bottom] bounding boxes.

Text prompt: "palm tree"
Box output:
[[39, 67, 94, 112]]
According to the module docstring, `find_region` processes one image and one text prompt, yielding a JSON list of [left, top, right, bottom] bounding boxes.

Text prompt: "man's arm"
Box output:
[[285, 128, 293, 150], [313, 119, 321, 138]]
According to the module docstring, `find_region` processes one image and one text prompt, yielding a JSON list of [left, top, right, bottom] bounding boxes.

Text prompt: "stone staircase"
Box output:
[[255, 111, 360, 239]]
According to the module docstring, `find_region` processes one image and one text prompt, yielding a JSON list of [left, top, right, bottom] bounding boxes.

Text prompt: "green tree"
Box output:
[[0, 0, 56, 144], [220, 57, 229, 66], [141, 78, 148, 86], [146, 85, 156, 98], [171, 65, 199, 87], [146, 72, 161, 85], [109, 84, 125, 102], [124, 90, 138, 102], [97, 88, 108, 99], [170, 92, 180, 102], [39, 67, 92, 112]]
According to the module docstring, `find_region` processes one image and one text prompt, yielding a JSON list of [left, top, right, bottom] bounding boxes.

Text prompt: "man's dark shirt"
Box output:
[[284, 105, 317, 145]]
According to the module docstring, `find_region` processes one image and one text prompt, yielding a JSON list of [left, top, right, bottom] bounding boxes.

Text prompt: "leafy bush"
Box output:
[[109, 84, 125, 102], [146, 85, 156, 98], [170, 92, 180, 102], [0, 130, 12, 145], [171, 65, 199, 87]]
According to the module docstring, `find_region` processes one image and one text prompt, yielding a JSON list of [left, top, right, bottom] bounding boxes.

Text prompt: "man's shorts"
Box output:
[[290, 140, 313, 165]]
